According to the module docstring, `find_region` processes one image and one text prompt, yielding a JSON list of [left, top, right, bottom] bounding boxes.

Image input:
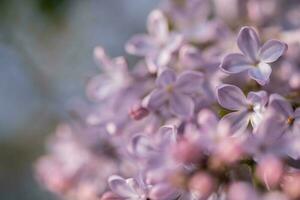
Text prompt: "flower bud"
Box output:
[[129, 105, 149, 120], [228, 182, 259, 200], [255, 155, 283, 189], [216, 139, 243, 164], [188, 172, 215, 199], [172, 138, 202, 164], [282, 173, 300, 199]]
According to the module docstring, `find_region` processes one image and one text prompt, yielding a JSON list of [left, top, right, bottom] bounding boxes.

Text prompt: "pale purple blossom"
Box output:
[[268, 94, 300, 135], [108, 175, 149, 200], [147, 69, 203, 119], [126, 9, 183, 73], [220, 26, 287, 85], [86, 47, 130, 101], [35, 1, 300, 199], [217, 84, 268, 132]]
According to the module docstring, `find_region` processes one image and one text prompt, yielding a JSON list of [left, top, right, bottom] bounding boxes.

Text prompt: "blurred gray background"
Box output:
[[0, 0, 159, 199]]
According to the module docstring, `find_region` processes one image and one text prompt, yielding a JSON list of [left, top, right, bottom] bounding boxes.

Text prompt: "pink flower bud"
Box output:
[[129, 105, 149, 120], [255, 155, 283, 189], [188, 172, 215, 199], [228, 182, 259, 200], [172, 138, 202, 164], [216, 139, 243, 164], [35, 158, 72, 194], [282, 173, 300, 199]]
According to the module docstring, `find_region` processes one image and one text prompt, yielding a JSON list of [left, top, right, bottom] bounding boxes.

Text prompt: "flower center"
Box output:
[[287, 116, 295, 126], [165, 84, 174, 93], [248, 104, 254, 112], [253, 60, 260, 67]]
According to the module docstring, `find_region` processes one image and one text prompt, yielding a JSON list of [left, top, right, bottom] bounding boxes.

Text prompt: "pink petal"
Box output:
[[169, 92, 195, 118], [197, 109, 219, 132], [217, 84, 248, 110], [175, 71, 203, 94], [259, 40, 287, 63], [220, 53, 253, 74], [237, 26, 261, 62]]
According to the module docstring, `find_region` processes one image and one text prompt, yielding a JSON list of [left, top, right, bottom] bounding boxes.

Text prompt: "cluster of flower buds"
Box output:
[[35, 0, 300, 199]]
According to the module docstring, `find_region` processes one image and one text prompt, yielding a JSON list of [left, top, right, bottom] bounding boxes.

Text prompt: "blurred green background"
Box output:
[[0, 0, 159, 199]]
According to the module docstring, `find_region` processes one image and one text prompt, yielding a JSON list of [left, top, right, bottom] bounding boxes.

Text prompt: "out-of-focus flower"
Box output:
[[162, 0, 216, 43], [220, 26, 287, 85], [255, 154, 284, 189], [267, 94, 300, 135], [35, 1, 300, 199], [179, 45, 223, 101], [228, 182, 260, 200], [126, 9, 183, 73], [86, 47, 130, 101], [188, 172, 215, 199], [217, 84, 267, 132], [282, 172, 300, 199], [130, 125, 177, 161], [147, 69, 203, 119], [197, 109, 245, 164], [107, 175, 149, 200]]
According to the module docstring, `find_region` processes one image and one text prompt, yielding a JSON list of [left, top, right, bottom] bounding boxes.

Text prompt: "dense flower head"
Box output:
[[36, 0, 300, 199]]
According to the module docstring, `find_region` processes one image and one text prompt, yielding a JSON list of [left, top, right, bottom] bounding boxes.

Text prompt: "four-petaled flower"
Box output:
[[217, 84, 268, 133], [86, 46, 129, 101], [125, 9, 183, 73], [220, 26, 287, 85], [267, 94, 300, 135], [147, 69, 203, 119], [108, 175, 149, 200]]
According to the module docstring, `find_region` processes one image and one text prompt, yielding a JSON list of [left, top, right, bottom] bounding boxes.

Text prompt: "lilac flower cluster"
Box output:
[[35, 0, 300, 199]]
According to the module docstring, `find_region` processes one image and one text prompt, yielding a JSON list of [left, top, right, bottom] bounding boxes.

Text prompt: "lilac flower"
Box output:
[[267, 94, 300, 135], [108, 175, 149, 200], [196, 109, 246, 163], [147, 69, 203, 119], [179, 44, 224, 101], [217, 84, 268, 133], [130, 125, 177, 161], [228, 182, 260, 200], [247, 109, 300, 160], [108, 174, 180, 200], [126, 9, 183, 73], [86, 47, 129, 101], [220, 26, 287, 85], [35, 1, 300, 199]]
